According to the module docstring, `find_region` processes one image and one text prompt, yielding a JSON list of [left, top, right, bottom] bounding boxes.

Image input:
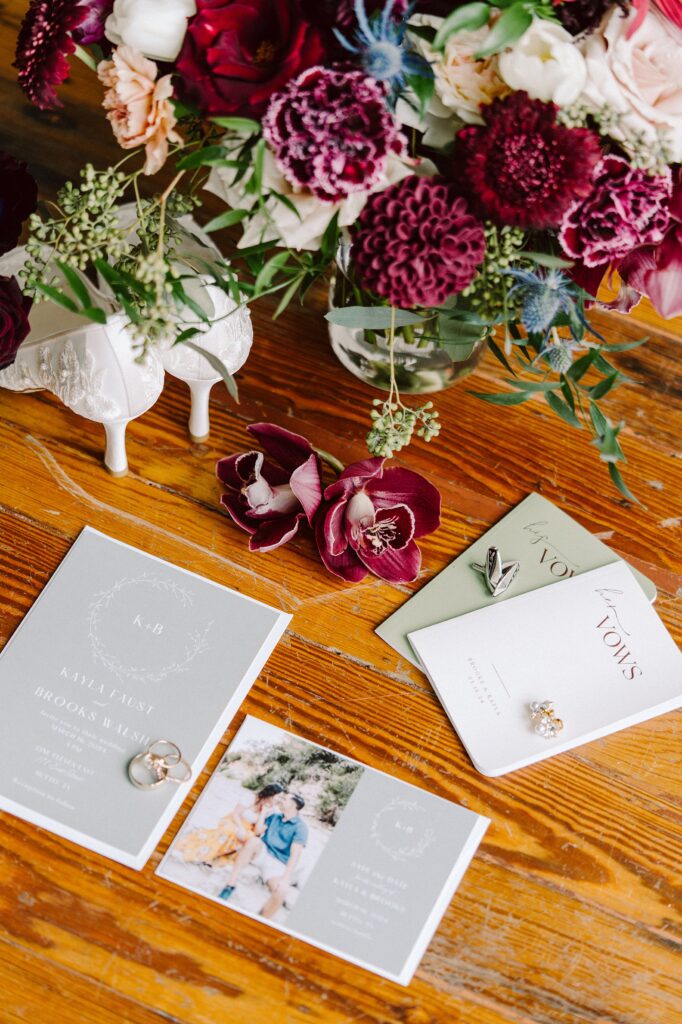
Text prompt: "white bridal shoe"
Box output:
[[0, 217, 253, 475]]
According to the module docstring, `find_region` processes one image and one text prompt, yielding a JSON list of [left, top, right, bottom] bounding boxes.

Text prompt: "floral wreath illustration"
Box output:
[[370, 798, 436, 863], [87, 575, 212, 684]]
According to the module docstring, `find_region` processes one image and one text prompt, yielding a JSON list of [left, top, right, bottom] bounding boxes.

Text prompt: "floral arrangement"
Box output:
[[7, 0, 682, 498], [216, 423, 441, 583]]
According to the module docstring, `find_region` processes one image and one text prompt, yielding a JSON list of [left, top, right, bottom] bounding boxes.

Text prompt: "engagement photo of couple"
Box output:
[[162, 720, 364, 924]]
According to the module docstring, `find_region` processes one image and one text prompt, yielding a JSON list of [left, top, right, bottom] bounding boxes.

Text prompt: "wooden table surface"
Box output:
[[1, 7, 681, 1023]]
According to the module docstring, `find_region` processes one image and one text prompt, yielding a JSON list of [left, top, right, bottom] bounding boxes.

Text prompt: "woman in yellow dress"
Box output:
[[176, 783, 285, 867]]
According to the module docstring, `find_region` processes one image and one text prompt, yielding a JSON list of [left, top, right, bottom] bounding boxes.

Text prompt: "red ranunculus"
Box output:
[[0, 276, 32, 370], [216, 423, 323, 552], [176, 0, 326, 118], [315, 457, 441, 584]]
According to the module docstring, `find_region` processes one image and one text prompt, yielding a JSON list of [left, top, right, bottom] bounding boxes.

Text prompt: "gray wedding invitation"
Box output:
[[377, 492, 656, 668], [158, 716, 488, 984], [0, 528, 290, 868]]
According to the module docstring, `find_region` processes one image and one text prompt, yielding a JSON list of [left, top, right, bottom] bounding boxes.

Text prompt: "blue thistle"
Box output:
[[334, 0, 432, 100], [506, 267, 590, 343]]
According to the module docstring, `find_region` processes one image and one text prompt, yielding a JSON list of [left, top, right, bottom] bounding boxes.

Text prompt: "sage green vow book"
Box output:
[[376, 493, 656, 669]]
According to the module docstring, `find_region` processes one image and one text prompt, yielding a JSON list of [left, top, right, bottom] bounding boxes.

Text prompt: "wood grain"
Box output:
[[0, 5, 680, 1022]]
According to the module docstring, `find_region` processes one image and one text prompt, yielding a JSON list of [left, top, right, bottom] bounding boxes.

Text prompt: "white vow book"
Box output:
[[408, 561, 682, 776]]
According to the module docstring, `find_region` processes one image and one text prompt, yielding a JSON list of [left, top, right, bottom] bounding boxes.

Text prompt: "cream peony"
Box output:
[[98, 47, 182, 175], [498, 19, 586, 106], [207, 147, 437, 251], [105, 0, 196, 62], [580, 7, 682, 163]]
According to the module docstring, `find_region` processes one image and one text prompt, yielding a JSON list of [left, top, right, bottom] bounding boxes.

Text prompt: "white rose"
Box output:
[[207, 148, 437, 251], [498, 19, 586, 106], [105, 0, 197, 62], [580, 7, 682, 162]]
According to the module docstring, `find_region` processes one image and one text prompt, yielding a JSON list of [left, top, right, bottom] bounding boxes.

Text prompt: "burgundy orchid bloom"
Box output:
[[216, 423, 322, 553], [315, 458, 441, 584]]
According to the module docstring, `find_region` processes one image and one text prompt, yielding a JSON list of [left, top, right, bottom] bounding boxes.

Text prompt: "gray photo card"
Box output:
[[157, 716, 489, 985], [0, 528, 291, 869]]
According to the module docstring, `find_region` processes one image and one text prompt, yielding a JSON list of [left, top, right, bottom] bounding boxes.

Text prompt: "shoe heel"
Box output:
[[187, 378, 215, 443], [103, 419, 130, 477]]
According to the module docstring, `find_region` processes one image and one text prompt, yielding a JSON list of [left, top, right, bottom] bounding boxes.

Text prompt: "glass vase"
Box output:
[[327, 265, 487, 395]]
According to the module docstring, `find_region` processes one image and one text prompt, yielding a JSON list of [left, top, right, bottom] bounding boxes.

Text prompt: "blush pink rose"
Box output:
[[98, 46, 182, 175]]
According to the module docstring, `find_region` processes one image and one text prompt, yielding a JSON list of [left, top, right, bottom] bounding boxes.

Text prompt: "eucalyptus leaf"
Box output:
[[176, 146, 228, 170], [34, 282, 79, 313], [433, 2, 490, 49], [588, 371, 620, 400], [600, 336, 649, 352], [487, 337, 515, 374], [545, 391, 582, 428], [523, 251, 574, 270], [469, 389, 531, 406], [210, 116, 261, 133], [505, 378, 561, 392], [202, 209, 248, 233], [56, 261, 91, 309], [608, 463, 641, 505], [474, 4, 532, 58], [325, 306, 427, 329], [184, 342, 239, 402], [405, 71, 435, 118]]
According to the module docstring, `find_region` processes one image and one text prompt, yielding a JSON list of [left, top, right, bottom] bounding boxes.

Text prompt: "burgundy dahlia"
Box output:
[[0, 151, 38, 256], [351, 175, 485, 308], [263, 66, 405, 203], [0, 276, 32, 371], [176, 0, 326, 118], [315, 457, 441, 583], [14, 0, 87, 109], [555, 0, 630, 34], [456, 92, 602, 231], [217, 423, 322, 552], [560, 156, 672, 268]]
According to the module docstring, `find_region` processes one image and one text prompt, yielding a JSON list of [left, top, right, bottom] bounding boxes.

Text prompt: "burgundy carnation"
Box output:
[[72, 0, 114, 45], [556, 0, 630, 34], [560, 155, 672, 268], [0, 152, 38, 257], [263, 66, 405, 203], [176, 0, 326, 118], [14, 0, 87, 110], [351, 175, 485, 308], [0, 277, 32, 371], [457, 92, 602, 230]]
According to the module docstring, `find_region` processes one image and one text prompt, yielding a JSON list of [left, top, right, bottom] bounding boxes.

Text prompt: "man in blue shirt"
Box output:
[[219, 791, 308, 918]]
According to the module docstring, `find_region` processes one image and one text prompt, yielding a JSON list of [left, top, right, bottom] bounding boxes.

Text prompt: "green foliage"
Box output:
[[227, 739, 364, 826]]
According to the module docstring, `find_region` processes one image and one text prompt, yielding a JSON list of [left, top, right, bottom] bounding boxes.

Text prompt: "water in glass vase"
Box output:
[[328, 270, 487, 395]]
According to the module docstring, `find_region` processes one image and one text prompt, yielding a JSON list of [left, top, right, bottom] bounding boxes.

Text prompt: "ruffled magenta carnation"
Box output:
[[176, 0, 326, 118], [351, 175, 485, 307], [262, 66, 405, 203], [560, 155, 672, 268], [14, 0, 87, 109], [457, 92, 602, 230]]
